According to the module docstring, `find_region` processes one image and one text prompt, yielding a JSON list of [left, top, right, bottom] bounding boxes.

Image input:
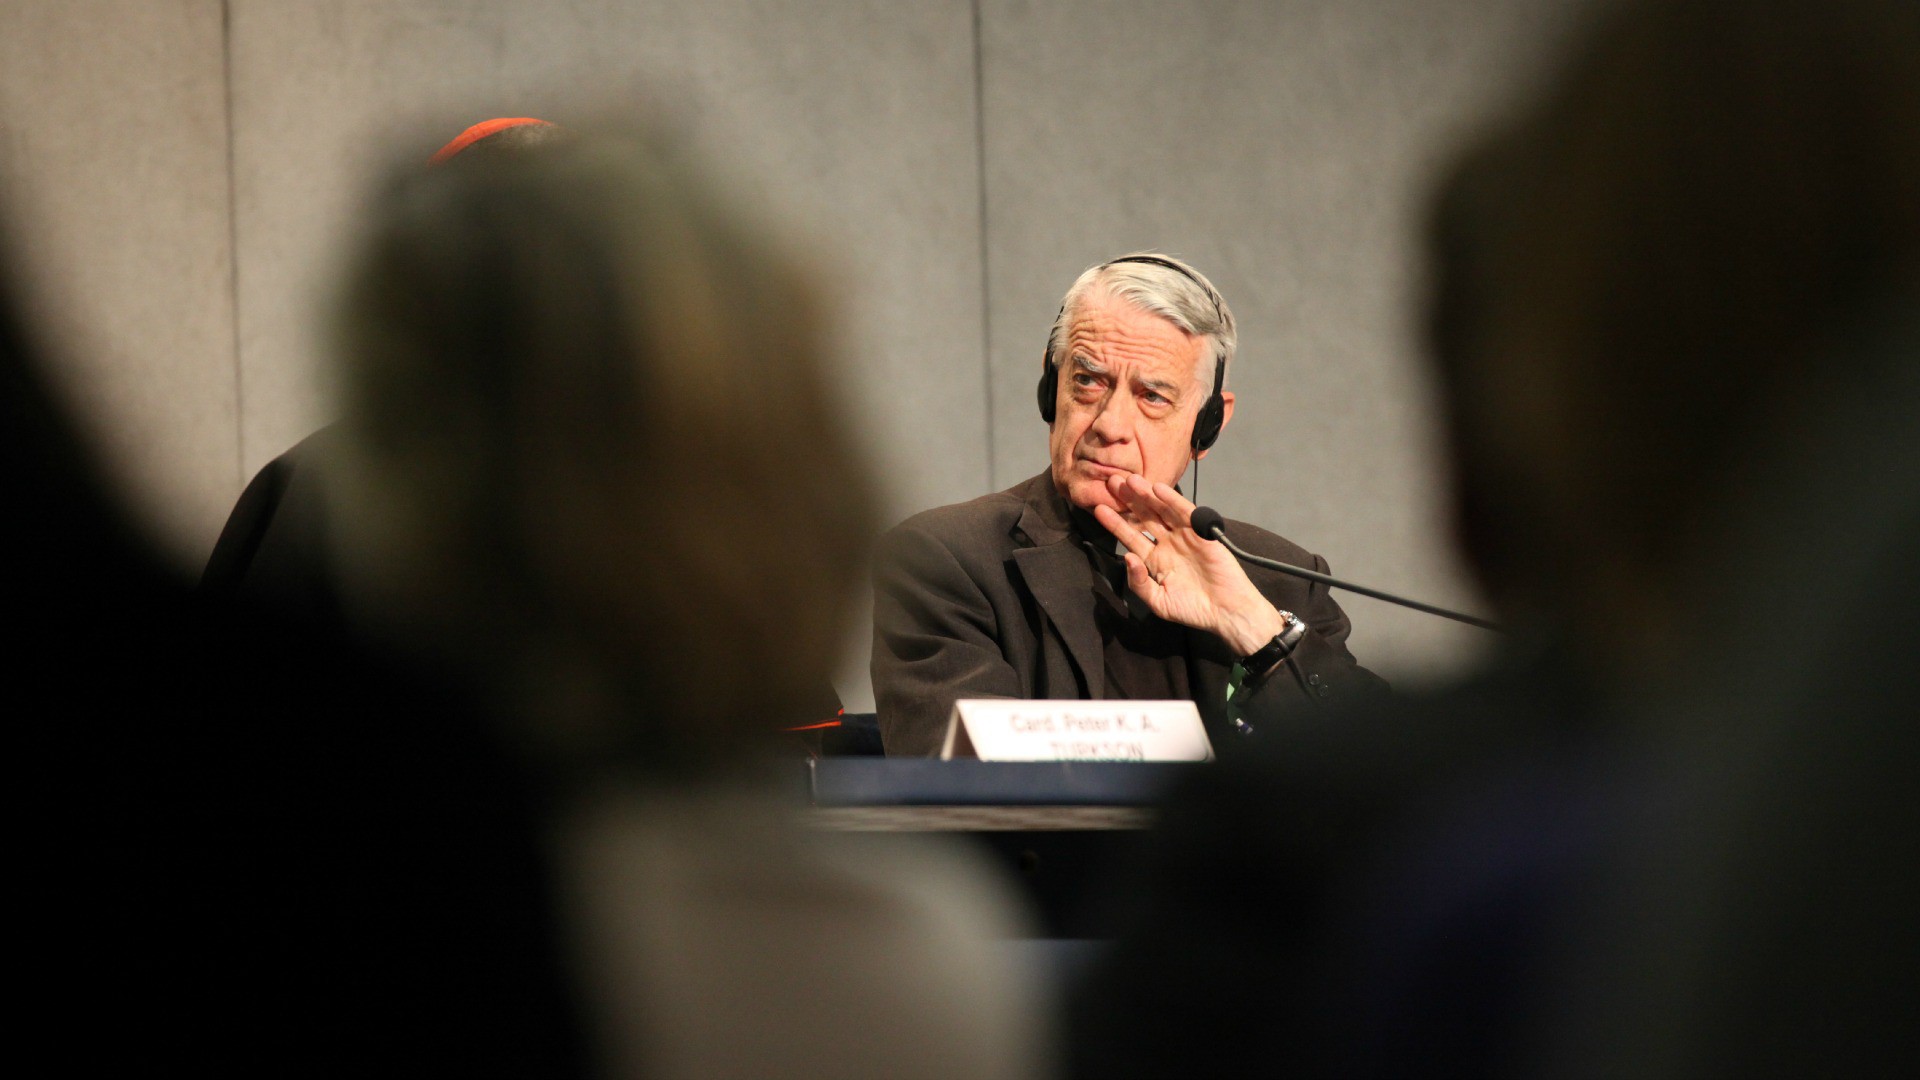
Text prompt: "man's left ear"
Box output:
[[1195, 391, 1235, 461]]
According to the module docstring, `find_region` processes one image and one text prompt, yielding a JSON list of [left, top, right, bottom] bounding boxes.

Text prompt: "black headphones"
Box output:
[[1037, 254, 1228, 454]]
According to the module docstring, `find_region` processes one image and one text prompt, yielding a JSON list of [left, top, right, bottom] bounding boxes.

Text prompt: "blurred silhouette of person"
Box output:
[[5, 209, 588, 1072], [201, 111, 843, 742], [326, 121, 1047, 1078], [200, 117, 570, 628], [1068, 0, 1920, 1075]]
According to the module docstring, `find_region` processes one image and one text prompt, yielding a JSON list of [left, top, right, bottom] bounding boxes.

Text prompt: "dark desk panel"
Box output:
[[805, 760, 1203, 937], [804, 805, 1153, 831], [808, 759, 1203, 807]]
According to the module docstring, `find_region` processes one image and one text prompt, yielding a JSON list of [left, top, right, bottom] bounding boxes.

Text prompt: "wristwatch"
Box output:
[[1241, 611, 1308, 683]]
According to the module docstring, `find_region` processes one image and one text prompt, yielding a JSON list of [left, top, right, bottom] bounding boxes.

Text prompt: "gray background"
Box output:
[[1, 0, 1592, 705]]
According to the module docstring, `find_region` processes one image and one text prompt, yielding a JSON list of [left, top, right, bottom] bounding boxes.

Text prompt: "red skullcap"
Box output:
[[429, 117, 554, 165]]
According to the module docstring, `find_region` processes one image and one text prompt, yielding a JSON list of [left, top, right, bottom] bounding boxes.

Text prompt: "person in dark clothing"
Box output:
[[199, 118, 570, 623], [1068, 0, 1920, 1075], [200, 423, 346, 621], [325, 121, 1044, 1078], [872, 253, 1385, 756], [200, 114, 846, 742], [5, 220, 589, 1073]]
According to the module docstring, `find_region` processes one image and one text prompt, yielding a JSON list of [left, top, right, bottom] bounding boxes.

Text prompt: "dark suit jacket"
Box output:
[[200, 425, 344, 627], [871, 471, 1387, 755]]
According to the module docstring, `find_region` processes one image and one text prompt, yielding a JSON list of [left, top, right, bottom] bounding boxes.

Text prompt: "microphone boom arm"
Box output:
[[1207, 528, 1503, 632]]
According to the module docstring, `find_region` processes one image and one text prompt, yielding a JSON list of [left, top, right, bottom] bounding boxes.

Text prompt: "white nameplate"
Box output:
[[939, 699, 1215, 762]]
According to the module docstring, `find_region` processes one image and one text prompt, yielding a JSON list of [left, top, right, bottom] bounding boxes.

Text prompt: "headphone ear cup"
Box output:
[[1037, 356, 1058, 424], [1191, 392, 1225, 453]]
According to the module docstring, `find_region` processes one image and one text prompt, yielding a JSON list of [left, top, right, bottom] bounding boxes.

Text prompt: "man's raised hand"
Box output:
[[1091, 473, 1284, 656]]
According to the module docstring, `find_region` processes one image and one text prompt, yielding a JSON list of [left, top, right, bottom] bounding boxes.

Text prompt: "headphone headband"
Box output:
[[1102, 255, 1227, 325]]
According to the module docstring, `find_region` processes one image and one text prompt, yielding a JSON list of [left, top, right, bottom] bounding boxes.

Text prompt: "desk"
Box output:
[[806, 805, 1153, 831], [806, 759, 1200, 806], [802, 760, 1202, 936]]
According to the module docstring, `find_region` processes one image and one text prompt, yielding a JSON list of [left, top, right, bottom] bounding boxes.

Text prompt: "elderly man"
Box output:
[[872, 253, 1384, 756]]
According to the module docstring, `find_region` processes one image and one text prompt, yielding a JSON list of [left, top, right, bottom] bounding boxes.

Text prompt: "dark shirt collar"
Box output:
[[1068, 504, 1119, 554]]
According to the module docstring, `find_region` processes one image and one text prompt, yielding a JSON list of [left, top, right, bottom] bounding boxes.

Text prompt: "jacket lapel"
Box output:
[[1009, 473, 1105, 700], [1013, 545, 1105, 700]]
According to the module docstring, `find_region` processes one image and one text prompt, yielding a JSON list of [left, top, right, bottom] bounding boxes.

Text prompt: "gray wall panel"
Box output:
[[978, 0, 1588, 680], [0, 0, 237, 562], [228, 0, 986, 523], [1, 1, 1595, 694]]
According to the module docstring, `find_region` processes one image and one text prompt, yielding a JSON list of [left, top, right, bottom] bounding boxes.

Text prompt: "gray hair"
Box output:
[[1044, 252, 1238, 388]]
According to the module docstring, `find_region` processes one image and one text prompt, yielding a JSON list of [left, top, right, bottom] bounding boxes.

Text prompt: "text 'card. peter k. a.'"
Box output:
[[940, 699, 1215, 762]]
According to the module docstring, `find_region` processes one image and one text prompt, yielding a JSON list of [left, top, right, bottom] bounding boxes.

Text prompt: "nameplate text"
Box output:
[[940, 699, 1214, 762]]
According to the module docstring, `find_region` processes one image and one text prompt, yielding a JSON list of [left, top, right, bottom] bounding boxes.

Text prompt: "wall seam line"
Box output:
[[972, 0, 994, 490], [221, 0, 244, 488]]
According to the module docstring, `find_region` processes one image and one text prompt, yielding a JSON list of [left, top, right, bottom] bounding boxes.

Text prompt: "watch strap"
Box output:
[[1241, 611, 1306, 683]]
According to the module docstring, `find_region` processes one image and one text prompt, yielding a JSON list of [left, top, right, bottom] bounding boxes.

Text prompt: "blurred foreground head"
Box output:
[[332, 122, 876, 773], [1430, 0, 1920, 666]]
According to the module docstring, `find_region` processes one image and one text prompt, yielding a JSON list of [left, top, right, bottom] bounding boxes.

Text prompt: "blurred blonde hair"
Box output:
[[331, 122, 875, 772]]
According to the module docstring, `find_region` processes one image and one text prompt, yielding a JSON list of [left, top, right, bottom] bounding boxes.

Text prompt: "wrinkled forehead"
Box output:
[[1065, 287, 1214, 384]]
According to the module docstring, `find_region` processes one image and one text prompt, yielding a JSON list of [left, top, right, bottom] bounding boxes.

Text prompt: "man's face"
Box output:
[[1047, 287, 1231, 515]]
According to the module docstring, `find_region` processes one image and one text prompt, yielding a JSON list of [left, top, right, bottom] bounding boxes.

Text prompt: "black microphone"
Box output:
[[1188, 506, 1502, 632], [1188, 506, 1228, 542]]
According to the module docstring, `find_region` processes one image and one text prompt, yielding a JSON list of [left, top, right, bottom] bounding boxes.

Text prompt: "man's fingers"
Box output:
[[1122, 551, 1157, 593], [1150, 480, 1197, 527], [1113, 473, 1182, 532], [1094, 503, 1157, 560]]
